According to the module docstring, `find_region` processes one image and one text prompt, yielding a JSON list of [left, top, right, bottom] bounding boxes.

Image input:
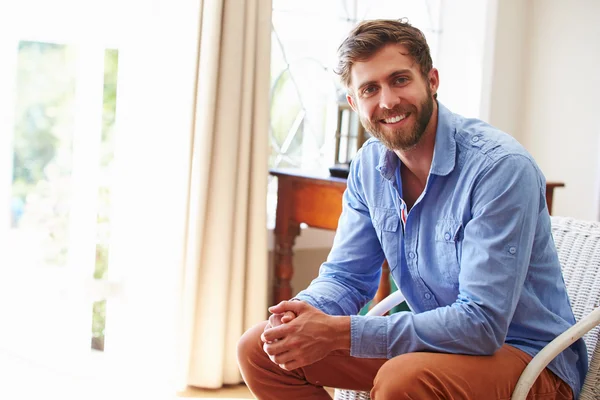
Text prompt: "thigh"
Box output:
[[301, 349, 387, 392], [373, 345, 572, 400]]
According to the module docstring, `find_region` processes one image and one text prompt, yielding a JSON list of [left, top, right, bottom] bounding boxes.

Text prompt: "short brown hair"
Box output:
[[335, 18, 433, 89]]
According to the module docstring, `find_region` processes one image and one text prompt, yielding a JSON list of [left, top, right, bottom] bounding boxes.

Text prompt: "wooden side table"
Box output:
[[270, 168, 564, 305]]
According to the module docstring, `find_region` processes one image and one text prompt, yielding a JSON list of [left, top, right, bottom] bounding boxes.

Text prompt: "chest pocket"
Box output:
[[372, 207, 400, 270], [435, 219, 463, 286]]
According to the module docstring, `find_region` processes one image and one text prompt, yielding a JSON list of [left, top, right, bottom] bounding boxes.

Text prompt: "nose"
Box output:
[[379, 85, 400, 110]]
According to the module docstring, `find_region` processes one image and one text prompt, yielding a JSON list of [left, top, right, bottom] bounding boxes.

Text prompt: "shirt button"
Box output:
[[472, 136, 480, 143], [444, 232, 451, 241], [424, 293, 432, 300], [509, 246, 517, 254], [408, 251, 415, 259]]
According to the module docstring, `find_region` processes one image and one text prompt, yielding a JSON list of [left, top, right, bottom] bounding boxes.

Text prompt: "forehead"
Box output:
[[349, 44, 417, 88]]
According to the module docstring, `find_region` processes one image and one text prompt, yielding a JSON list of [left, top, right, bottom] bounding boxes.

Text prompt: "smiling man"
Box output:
[[237, 19, 587, 399]]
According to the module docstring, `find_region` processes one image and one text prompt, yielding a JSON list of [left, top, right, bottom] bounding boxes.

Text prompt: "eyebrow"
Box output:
[[357, 69, 413, 92]]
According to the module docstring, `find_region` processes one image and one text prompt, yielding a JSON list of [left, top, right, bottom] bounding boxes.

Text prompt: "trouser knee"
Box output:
[[236, 321, 268, 377]]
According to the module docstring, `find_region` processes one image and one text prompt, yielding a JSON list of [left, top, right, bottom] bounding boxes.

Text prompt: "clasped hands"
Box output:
[[261, 300, 350, 371]]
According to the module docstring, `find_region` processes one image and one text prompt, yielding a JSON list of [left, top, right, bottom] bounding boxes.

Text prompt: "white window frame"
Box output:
[[0, 0, 125, 375]]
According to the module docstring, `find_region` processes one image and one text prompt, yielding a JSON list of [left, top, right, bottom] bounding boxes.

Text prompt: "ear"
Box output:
[[428, 68, 440, 97], [346, 93, 358, 112]]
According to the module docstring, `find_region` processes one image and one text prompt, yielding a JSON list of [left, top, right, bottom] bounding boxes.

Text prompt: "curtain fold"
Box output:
[[179, 0, 272, 388]]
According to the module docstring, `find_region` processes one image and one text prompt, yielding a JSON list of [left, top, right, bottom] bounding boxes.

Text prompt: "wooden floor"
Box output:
[[178, 384, 253, 398], [179, 384, 335, 398]]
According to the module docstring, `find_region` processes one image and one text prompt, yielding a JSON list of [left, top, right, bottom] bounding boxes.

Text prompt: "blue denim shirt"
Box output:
[[295, 103, 587, 397]]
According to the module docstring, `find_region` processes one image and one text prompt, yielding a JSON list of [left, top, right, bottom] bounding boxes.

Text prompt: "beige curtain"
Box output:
[[179, 0, 272, 388]]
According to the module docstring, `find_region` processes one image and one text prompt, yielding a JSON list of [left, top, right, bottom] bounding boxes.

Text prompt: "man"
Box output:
[[237, 19, 587, 399]]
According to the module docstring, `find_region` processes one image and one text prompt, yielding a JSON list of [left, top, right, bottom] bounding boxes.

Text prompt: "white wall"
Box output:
[[489, 0, 600, 221], [486, 0, 530, 143], [436, 0, 492, 119]]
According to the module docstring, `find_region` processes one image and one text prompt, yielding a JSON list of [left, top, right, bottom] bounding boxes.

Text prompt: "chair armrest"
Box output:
[[365, 290, 406, 316], [511, 306, 600, 400]]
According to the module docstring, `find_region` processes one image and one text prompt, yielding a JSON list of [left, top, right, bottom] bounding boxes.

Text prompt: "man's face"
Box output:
[[347, 44, 439, 151]]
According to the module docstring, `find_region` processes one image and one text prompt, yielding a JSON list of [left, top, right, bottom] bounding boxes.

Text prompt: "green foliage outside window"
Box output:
[[12, 41, 118, 351]]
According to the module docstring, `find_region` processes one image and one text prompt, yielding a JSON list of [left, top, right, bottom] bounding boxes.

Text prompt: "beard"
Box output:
[[360, 89, 435, 151]]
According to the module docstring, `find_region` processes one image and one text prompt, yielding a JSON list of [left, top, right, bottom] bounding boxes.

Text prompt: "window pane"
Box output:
[[2, 40, 82, 361], [92, 48, 119, 351], [2, 40, 120, 360], [11, 40, 76, 267]]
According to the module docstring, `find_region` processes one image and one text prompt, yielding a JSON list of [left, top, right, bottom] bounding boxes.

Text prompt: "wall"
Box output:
[[518, 0, 600, 221], [486, 0, 531, 144], [488, 0, 600, 220]]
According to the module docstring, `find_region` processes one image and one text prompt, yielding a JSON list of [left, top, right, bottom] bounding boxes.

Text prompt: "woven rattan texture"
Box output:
[[552, 217, 600, 399]]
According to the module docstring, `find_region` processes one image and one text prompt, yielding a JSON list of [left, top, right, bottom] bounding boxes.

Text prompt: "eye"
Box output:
[[361, 86, 377, 96], [394, 76, 409, 85]]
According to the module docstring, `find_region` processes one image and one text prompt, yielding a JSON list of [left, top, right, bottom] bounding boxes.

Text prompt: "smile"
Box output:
[[381, 114, 408, 124]]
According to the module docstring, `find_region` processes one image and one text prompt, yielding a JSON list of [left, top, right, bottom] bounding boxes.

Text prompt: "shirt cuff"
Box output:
[[291, 292, 322, 311], [350, 315, 389, 358]]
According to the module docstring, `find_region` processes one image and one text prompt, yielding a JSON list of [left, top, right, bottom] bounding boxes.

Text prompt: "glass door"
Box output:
[[0, 2, 123, 396]]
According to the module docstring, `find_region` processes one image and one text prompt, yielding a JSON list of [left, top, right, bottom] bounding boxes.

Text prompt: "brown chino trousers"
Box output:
[[237, 322, 573, 400]]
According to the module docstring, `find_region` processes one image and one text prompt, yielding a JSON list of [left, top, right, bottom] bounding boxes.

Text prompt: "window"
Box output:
[[0, 0, 123, 378], [0, 0, 205, 395]]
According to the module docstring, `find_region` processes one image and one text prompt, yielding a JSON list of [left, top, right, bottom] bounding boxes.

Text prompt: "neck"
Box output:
[[393, 101, 438, 186]]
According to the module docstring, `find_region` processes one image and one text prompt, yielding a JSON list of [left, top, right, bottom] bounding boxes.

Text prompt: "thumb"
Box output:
[[268, 300, 306, 314]]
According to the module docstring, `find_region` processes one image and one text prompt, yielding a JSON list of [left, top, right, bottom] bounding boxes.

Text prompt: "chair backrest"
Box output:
[[551, 216, 600, 399]]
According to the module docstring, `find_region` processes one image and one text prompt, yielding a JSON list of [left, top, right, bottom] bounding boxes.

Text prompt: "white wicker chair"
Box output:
[[334, 216, 600, 400]]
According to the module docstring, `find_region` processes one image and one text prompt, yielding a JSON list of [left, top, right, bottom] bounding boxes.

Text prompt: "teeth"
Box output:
[[384, 114, 406, 123]]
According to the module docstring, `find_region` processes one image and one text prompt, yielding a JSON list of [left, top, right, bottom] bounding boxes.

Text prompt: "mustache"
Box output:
[[374, 105, 415, 121]]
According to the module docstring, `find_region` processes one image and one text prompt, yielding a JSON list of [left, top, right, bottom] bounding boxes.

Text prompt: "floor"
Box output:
[[0, 349, 336, 400], [179, 384, 253, 398], [180, 384, 336, 399]]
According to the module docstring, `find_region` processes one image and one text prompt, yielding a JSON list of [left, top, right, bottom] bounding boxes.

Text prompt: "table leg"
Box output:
[[273, 177, 301, 305], [273, 224, 300, 304]]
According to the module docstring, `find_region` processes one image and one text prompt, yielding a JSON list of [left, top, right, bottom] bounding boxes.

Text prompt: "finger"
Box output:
[[262, 330, 291, 352], [261, 322, 274, 343], [280, 311, 296, 323], [261, 324, 292, 343], [269, 313, 286, 328], [272, 351, 295, 366], [264, 340, 291, 358], [267, 301, 287, 313], [263, 342, 279, 357], [268, 300, 306, 315], [279, 359, 302, 371]]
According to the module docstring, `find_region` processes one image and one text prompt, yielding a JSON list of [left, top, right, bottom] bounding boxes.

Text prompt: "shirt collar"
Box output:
[[376, 101, 457, 180], [430, 102, 456, 176]]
